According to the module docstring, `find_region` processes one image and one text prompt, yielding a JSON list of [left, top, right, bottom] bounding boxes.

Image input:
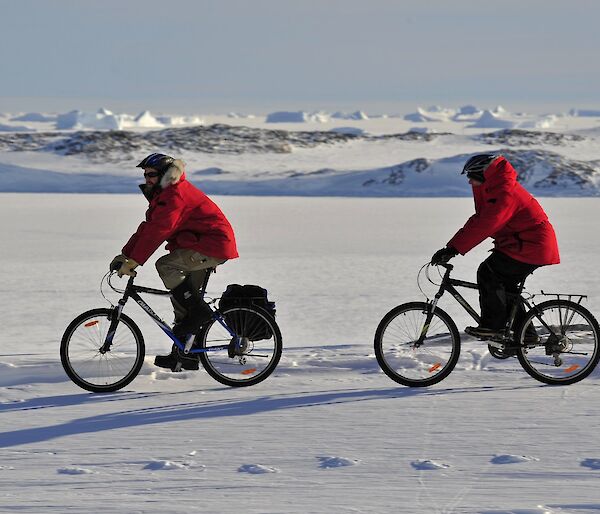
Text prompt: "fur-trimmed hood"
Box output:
[[159, 159, 185, 188], [139, 159, 186, 200]]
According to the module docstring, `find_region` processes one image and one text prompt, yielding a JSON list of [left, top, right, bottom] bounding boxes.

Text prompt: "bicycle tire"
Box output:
[[516, 300, 600, 385], [60, 308, 145, 393], [197, 305, 282, 387], [374, 302, 461, 387]]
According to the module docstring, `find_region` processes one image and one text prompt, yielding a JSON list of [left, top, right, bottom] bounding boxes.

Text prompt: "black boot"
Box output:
[[154, 344, 200, 371]]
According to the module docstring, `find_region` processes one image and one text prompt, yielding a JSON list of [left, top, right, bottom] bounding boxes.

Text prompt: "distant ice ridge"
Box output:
[[10, 112, 57, 122], [403, 105, 564, 129], [404, 105, 468, 122], [469, 110, 516, 129], [1, 104, 600, 132], [469, 110, 561, 130], [569, 108, 600, 117], [404, 104, 497, 122], [331, 110, 369, 120], [265, 110, 369, 123], [55, 108, 204, 130], [265, 111, 330, 123]]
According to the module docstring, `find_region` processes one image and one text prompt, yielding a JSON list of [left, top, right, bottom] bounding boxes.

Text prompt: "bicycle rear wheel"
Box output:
[[516, 300, 600, 385], [197, 306, 282, 387], [60, 308, 145, 392], [374, 302, 460, 387]]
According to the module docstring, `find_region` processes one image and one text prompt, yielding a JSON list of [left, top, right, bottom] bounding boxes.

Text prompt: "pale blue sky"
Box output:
[[1, 0, 598, 113]]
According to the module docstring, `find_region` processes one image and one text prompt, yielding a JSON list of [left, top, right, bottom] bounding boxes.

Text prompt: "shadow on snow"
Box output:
[[0, 383, 538, 448]]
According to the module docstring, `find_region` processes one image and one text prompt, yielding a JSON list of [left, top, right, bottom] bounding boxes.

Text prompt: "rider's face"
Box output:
[[143, 167, 160, 186], [468, 177, 483, 187]]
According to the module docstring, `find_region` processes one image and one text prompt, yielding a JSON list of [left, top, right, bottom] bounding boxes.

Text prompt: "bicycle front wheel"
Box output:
[[374, 302, 460, 387], [516, 300, 600, 385], [198, 306, 282, 387], [60, 308, 145, 392]]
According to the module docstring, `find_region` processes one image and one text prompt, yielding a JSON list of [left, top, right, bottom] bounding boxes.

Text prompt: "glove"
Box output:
[[110, 254, 127, 272], [116, 257, 139, 278], [431, 246, 458, 265]]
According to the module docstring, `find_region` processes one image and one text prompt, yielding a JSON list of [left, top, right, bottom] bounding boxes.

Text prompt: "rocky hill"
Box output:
[[0, 124, 446, 162]]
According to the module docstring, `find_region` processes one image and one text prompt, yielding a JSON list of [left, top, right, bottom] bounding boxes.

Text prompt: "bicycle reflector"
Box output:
[[85, 321, 99, 327], [241, 368, 257, 375], [428, 363, 442, 373]]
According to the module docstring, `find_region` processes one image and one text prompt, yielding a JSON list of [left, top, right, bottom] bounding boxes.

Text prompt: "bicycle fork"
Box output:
[[99, 299, 126, 353], [415, 298, 441, 347]]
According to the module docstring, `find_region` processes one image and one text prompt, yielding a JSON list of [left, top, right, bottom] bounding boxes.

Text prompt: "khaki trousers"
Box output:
[[155, 249, 226, 321]]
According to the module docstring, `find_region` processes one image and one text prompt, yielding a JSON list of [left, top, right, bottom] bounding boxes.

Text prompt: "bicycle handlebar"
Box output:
[[430, 262, 453, 271]]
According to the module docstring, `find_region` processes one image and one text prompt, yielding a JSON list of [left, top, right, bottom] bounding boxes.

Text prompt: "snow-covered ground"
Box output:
[[2, 194, 600, 513]]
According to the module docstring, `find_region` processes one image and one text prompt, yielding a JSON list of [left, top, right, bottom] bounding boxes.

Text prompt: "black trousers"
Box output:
[[477, 251, 539, 331]]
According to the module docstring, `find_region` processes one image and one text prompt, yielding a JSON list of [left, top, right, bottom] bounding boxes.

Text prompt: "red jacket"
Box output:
[[448, 156, 560, 266], [123, 172, 238, 265]]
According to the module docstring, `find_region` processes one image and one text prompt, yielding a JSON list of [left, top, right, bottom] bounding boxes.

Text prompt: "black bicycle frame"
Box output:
[[426, 264, 480, 325], [417, 264, 538, 346], [101, 273, 235, 354]]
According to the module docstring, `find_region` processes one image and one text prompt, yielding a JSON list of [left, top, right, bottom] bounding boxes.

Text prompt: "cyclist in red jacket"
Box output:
[[110, 153, 238, 370], [430, 154, 560, 341]]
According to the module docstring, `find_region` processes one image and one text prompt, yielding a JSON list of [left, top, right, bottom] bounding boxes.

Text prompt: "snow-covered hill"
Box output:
[[1, 105, 600, 196]]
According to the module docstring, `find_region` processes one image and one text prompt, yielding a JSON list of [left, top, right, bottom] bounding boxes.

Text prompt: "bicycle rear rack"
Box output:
[[539, 291, 587, 305]]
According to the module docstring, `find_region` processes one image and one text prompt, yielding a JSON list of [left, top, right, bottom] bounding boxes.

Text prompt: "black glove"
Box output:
[[431, 246, 458, 265]]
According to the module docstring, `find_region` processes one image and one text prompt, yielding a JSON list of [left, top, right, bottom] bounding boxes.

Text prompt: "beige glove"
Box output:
[[117, 257, 139, 278], [110, 254, 127, 272]]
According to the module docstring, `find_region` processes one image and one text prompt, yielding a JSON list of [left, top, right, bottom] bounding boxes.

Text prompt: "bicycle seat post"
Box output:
[[504, 280, 527, 337], [199, 267, 215, 299]]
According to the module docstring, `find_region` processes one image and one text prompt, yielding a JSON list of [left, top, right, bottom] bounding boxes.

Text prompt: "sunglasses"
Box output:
[[143, 171, 161, 178]]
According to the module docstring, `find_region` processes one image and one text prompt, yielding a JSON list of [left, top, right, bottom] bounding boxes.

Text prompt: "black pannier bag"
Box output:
[[218, 284, 276, 341]]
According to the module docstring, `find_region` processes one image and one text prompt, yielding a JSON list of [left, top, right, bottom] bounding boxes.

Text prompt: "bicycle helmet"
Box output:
[[461, 153, 500, 183], [136, 153, 175, 174]]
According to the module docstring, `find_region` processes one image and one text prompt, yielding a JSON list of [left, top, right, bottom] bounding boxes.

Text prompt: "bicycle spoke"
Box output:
[[375, 303, 460, 387], [517, 301, 600, 385], [198, 307, 282, 386], [61, 310, 144, 392]]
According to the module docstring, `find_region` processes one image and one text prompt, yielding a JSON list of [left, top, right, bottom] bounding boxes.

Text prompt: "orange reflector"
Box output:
[[241, 368, 257, 375], [85, 321, 99, 327], [564, 365, 580, 373], [429, 363, 442, 373]]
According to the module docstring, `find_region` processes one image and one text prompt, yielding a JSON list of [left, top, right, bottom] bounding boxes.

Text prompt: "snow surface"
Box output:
[[2, 103, 600, 512], [2, 193, 600, 513]]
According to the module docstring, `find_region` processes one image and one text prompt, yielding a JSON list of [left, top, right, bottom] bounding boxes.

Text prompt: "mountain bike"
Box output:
[[60, 270, 282, 392], [374, 263, 600, 387]]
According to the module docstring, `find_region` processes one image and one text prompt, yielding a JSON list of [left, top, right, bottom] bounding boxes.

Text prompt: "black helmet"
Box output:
[[136, 153, 175, 174], [461, 153, 499, 182]]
